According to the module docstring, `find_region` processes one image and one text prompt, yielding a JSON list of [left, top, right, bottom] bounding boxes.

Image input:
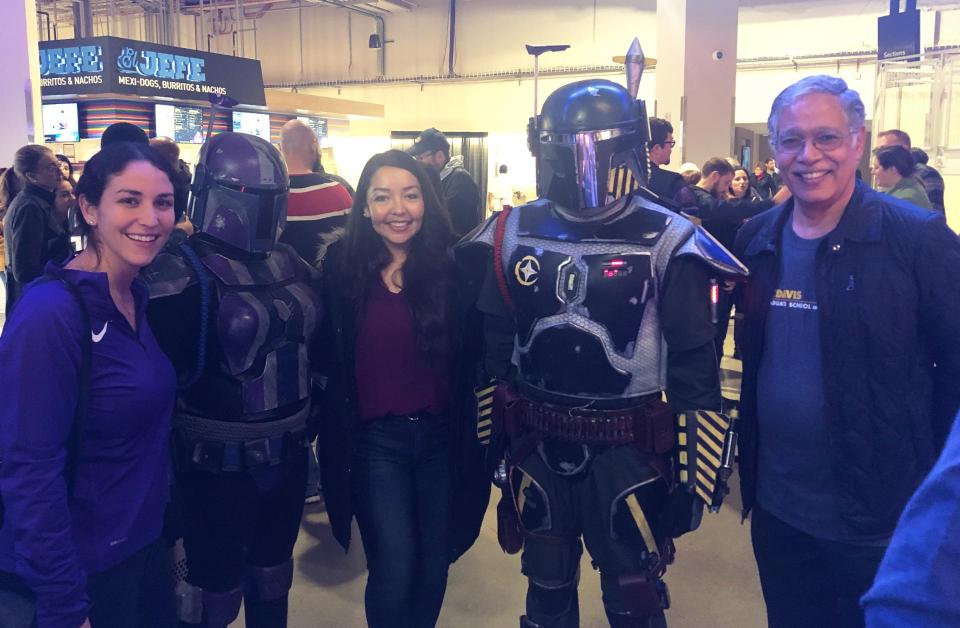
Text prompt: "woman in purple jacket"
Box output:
[[0, 142, 178, 628]]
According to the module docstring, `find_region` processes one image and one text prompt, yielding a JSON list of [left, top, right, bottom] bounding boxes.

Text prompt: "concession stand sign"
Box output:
[[39, 36, 266, 106]]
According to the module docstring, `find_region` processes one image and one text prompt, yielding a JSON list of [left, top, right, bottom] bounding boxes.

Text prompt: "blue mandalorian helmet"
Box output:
[[190, 132, 289, 254], [530, 78, 650, 216]]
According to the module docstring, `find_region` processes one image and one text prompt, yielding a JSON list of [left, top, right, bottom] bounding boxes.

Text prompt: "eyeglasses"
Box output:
[[773, 130, 852, 155], [662, 139, 677, 148]]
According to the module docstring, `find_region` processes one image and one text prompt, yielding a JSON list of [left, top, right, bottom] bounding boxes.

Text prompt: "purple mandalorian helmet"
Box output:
[[190, 132, 289, 254]]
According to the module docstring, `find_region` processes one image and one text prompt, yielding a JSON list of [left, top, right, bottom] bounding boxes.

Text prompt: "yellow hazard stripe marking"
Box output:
[[697, 443, 721, 468], [697, 428, 723, 455], [698, 417, 726, 446], [479, 407, 493, 417], [701, 410, 730, 430], [678, 432, 687, 446], [697, 456, 717, 476], [626, 493, 658, 554], [478, 397, 494, 409], [476, 385, 496, 398]]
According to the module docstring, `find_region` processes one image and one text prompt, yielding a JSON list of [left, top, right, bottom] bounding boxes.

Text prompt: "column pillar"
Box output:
[[0, 0, 43, 159], [655, 0, 739, 169]]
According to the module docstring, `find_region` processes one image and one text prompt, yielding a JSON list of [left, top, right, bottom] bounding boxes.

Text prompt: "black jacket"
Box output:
[[647, 165, 688, 203], [691, 186, 773, 251], [316, 239, 490, 560], [441, 167, 481, 238], [734, 181, 960, 536], [2, 184, 72, 312]]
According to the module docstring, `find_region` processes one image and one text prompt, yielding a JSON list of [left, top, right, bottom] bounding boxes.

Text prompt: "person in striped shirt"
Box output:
[[279, 119, 353, 265]]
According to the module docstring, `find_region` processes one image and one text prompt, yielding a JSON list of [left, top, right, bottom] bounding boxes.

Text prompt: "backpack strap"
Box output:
[[176, 241, 211, 390], [53, 277, 92, 492], [492, 207, 515, 314]]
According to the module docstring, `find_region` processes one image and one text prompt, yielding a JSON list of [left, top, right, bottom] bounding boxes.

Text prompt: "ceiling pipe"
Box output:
[[267, 47, 905, 90], [446, 0, 455, 76], [310, 0, 387, 76]]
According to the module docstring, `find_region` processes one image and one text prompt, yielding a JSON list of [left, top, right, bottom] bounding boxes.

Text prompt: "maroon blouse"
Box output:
[[354, 279, 449, 421]]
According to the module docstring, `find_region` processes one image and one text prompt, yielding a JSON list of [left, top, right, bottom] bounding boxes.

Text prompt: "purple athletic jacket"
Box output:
[[0, 261, 175, 627]]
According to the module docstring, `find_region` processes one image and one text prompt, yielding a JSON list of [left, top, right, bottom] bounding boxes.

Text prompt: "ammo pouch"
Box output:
[[175, 408, 310, 473], [517, 396, 675, 452]]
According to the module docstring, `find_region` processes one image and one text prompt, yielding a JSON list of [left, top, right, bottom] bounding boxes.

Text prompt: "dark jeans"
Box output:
[[751, 506, 887, 628], [0, 538, 176, 628], [714, 288, 736, 360], [352, 414, 452, 628], [87, 538, 177, 628]]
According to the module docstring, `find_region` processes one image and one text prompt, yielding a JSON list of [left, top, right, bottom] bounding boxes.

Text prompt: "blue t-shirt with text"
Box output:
[[755, 220, 844, 539]]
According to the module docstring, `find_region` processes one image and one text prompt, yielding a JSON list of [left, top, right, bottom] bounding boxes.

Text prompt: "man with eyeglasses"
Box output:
[[646, 118, 689, 205], [732, 75, 960, 628]]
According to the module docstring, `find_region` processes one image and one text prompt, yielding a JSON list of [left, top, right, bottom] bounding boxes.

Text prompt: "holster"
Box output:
[[496, 487, 524, 554], [494, 383, 522, 437]]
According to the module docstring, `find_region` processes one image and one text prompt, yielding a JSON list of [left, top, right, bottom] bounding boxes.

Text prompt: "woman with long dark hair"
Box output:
[[0, 145, 72, 312], [729, 166, 764, 203], [56, 154, 79, 190], [317, 149, 468, 628], [0, 142, 178, 628]]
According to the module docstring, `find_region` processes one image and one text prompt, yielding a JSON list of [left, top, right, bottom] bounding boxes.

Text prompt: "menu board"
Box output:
[[233, 111, 271, 140], [156, 103, 205, 144], [297, 116, 328, 139]]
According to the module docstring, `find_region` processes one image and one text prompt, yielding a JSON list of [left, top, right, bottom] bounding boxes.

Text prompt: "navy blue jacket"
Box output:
[[734, 181, 960, 537], [0, 262, 175, 627], [862, 411, 960, 626]]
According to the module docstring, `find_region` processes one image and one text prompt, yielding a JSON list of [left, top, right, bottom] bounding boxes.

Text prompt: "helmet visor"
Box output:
[[540, 126, 643, 211]]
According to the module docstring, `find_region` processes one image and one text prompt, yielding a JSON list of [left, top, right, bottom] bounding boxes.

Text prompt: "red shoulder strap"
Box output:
[[492, 207, 515, 313]]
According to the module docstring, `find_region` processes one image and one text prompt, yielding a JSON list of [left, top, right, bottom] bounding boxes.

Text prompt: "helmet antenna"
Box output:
[[205, 94, 239, 141], [625, 38, 644, 101]]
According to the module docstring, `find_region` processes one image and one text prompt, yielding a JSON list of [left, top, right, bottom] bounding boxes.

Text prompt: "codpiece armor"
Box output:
[[145, 132, 322, 628], [457, 39, 746, 628]]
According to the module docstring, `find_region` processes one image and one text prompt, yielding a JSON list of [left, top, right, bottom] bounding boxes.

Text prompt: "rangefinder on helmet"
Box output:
[[190, 131, 289, 254]]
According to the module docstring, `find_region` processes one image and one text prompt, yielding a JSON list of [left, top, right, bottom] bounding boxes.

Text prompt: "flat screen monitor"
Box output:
[[155, 104, 205, 144], [297, 116, 328, 139], [233, 111, 271, 140], [42, 103, 80, 142]]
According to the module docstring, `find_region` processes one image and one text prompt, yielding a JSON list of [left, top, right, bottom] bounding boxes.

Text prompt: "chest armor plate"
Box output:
[[502, 199, 687, 402], [195, 248, 321, 417]]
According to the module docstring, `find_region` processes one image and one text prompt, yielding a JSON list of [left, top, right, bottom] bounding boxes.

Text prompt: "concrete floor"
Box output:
[[241, 346, 767, 628], [265, 477, 767, 628]]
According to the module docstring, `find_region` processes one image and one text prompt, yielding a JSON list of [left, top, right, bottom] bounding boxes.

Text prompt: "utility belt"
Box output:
[[477, 383, 675, 453], [174, 407, 310, 474], [517, 396, 675, 452]]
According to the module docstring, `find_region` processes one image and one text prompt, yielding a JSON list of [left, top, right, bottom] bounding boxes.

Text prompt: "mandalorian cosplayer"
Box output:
[[144, 132, 322, 628], [455, 40, 747, 628]]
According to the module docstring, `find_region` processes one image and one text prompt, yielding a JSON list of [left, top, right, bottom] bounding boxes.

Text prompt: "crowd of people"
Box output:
[[0, 68, 956, 628]]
